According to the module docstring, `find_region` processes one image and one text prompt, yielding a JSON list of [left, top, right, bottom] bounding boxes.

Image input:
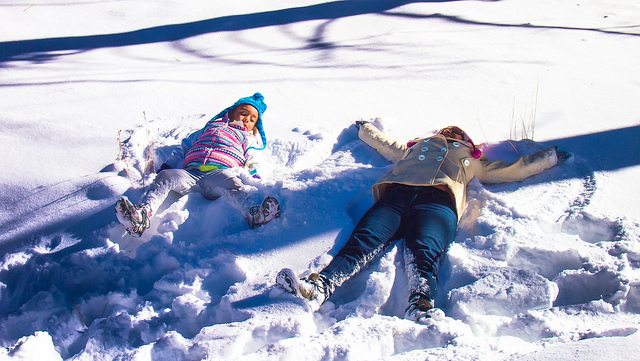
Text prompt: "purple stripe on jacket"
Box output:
[[182, 118, 251, 169]]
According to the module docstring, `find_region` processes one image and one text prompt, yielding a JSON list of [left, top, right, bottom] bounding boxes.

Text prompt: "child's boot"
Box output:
[[115, 197, 151, 237], [247, 196, 281, 228]]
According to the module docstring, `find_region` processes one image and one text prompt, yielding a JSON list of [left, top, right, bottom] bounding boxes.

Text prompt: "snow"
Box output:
[[1, 0, 639, 360]]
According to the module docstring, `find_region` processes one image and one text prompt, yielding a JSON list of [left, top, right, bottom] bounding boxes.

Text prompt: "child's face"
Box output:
[[229, 104, 259, 132]]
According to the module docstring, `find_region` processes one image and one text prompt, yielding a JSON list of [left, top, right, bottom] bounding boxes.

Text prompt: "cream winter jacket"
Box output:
[[358, 123, 558, 220]]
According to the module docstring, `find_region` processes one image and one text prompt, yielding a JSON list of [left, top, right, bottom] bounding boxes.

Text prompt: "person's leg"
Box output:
[[403, 188, 457, 318], [196, 168, 280, 227], [116, 169, 201, 236], [276, 186, 411, 308], [139, 169, 201, 217], [196, 168, 248, 202], [317, 185, 414, 297]]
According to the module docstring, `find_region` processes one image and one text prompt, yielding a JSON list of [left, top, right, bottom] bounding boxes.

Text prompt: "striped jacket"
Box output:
[[164, 116, 261, 173]]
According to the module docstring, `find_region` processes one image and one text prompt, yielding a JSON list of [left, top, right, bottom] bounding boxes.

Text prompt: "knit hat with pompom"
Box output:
[[212, 92, 268, 150]]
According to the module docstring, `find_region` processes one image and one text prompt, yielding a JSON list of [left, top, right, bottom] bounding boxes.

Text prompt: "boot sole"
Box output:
[[275, 268, 298, 295]]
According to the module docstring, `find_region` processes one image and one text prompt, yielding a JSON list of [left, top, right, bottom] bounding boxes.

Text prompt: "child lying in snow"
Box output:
[[276, 123, 565, 323], [115, 92, 280, 237]]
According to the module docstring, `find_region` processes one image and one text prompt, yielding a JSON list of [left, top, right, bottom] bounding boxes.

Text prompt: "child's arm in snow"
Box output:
[[243, 134, 263, 178]]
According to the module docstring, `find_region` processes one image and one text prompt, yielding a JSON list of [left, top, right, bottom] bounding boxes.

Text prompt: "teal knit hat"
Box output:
[[211, 92, 268, 150]]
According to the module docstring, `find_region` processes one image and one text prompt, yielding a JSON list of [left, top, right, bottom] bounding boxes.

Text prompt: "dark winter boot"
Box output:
[[404, 292, 444, 323]]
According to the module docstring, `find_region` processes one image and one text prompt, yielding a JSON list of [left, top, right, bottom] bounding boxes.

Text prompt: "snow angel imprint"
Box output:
[[115, 92, 281, 237], [276, 122, 565, 323]]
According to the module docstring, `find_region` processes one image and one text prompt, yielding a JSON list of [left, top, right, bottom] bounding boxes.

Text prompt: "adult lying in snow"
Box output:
[[277, 123, 564, 323], [115, 92, 280, 237]]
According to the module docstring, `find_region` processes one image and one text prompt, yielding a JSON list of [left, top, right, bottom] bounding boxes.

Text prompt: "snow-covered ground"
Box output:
[[1, 1, 639, 360]]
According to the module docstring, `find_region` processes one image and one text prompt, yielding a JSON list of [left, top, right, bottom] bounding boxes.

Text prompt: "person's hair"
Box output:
[[438, 126, 468, 140], [438, 126, 482, 159]]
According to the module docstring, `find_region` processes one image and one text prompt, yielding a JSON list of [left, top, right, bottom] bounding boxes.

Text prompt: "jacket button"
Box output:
[[436, 156, 443, 162], [418, 155, 425, 161], [440, 147, 447, 152], [463, 159, 470, 166], [422, 147, 429, 152], [452, 142, 460, 147]]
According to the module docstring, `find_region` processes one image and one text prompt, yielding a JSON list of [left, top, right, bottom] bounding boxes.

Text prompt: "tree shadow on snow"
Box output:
[[384, 11, 640, 38], [543, 124, 640, 175], [481, 124, 640, 193], [3, 0, 638, 66], [0, 0, 463, 64]]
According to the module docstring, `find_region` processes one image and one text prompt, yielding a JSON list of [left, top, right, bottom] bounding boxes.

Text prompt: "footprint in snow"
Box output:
[[292, 127, 323, 141]]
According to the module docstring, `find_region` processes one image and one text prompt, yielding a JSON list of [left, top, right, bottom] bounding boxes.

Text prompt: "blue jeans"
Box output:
[[319, 184, 458, 302]]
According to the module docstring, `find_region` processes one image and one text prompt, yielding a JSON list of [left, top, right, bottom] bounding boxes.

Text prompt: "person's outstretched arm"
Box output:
[[356, 121, 408, 163], [476, 147, 559, 184], [243, 135, 263, 179]]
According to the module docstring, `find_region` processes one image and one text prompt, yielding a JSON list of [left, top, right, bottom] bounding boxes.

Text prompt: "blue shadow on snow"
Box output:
[[0, 0, 471, 63]]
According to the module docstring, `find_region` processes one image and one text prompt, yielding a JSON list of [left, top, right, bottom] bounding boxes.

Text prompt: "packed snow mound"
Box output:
[[448, 266, 558, 318]]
